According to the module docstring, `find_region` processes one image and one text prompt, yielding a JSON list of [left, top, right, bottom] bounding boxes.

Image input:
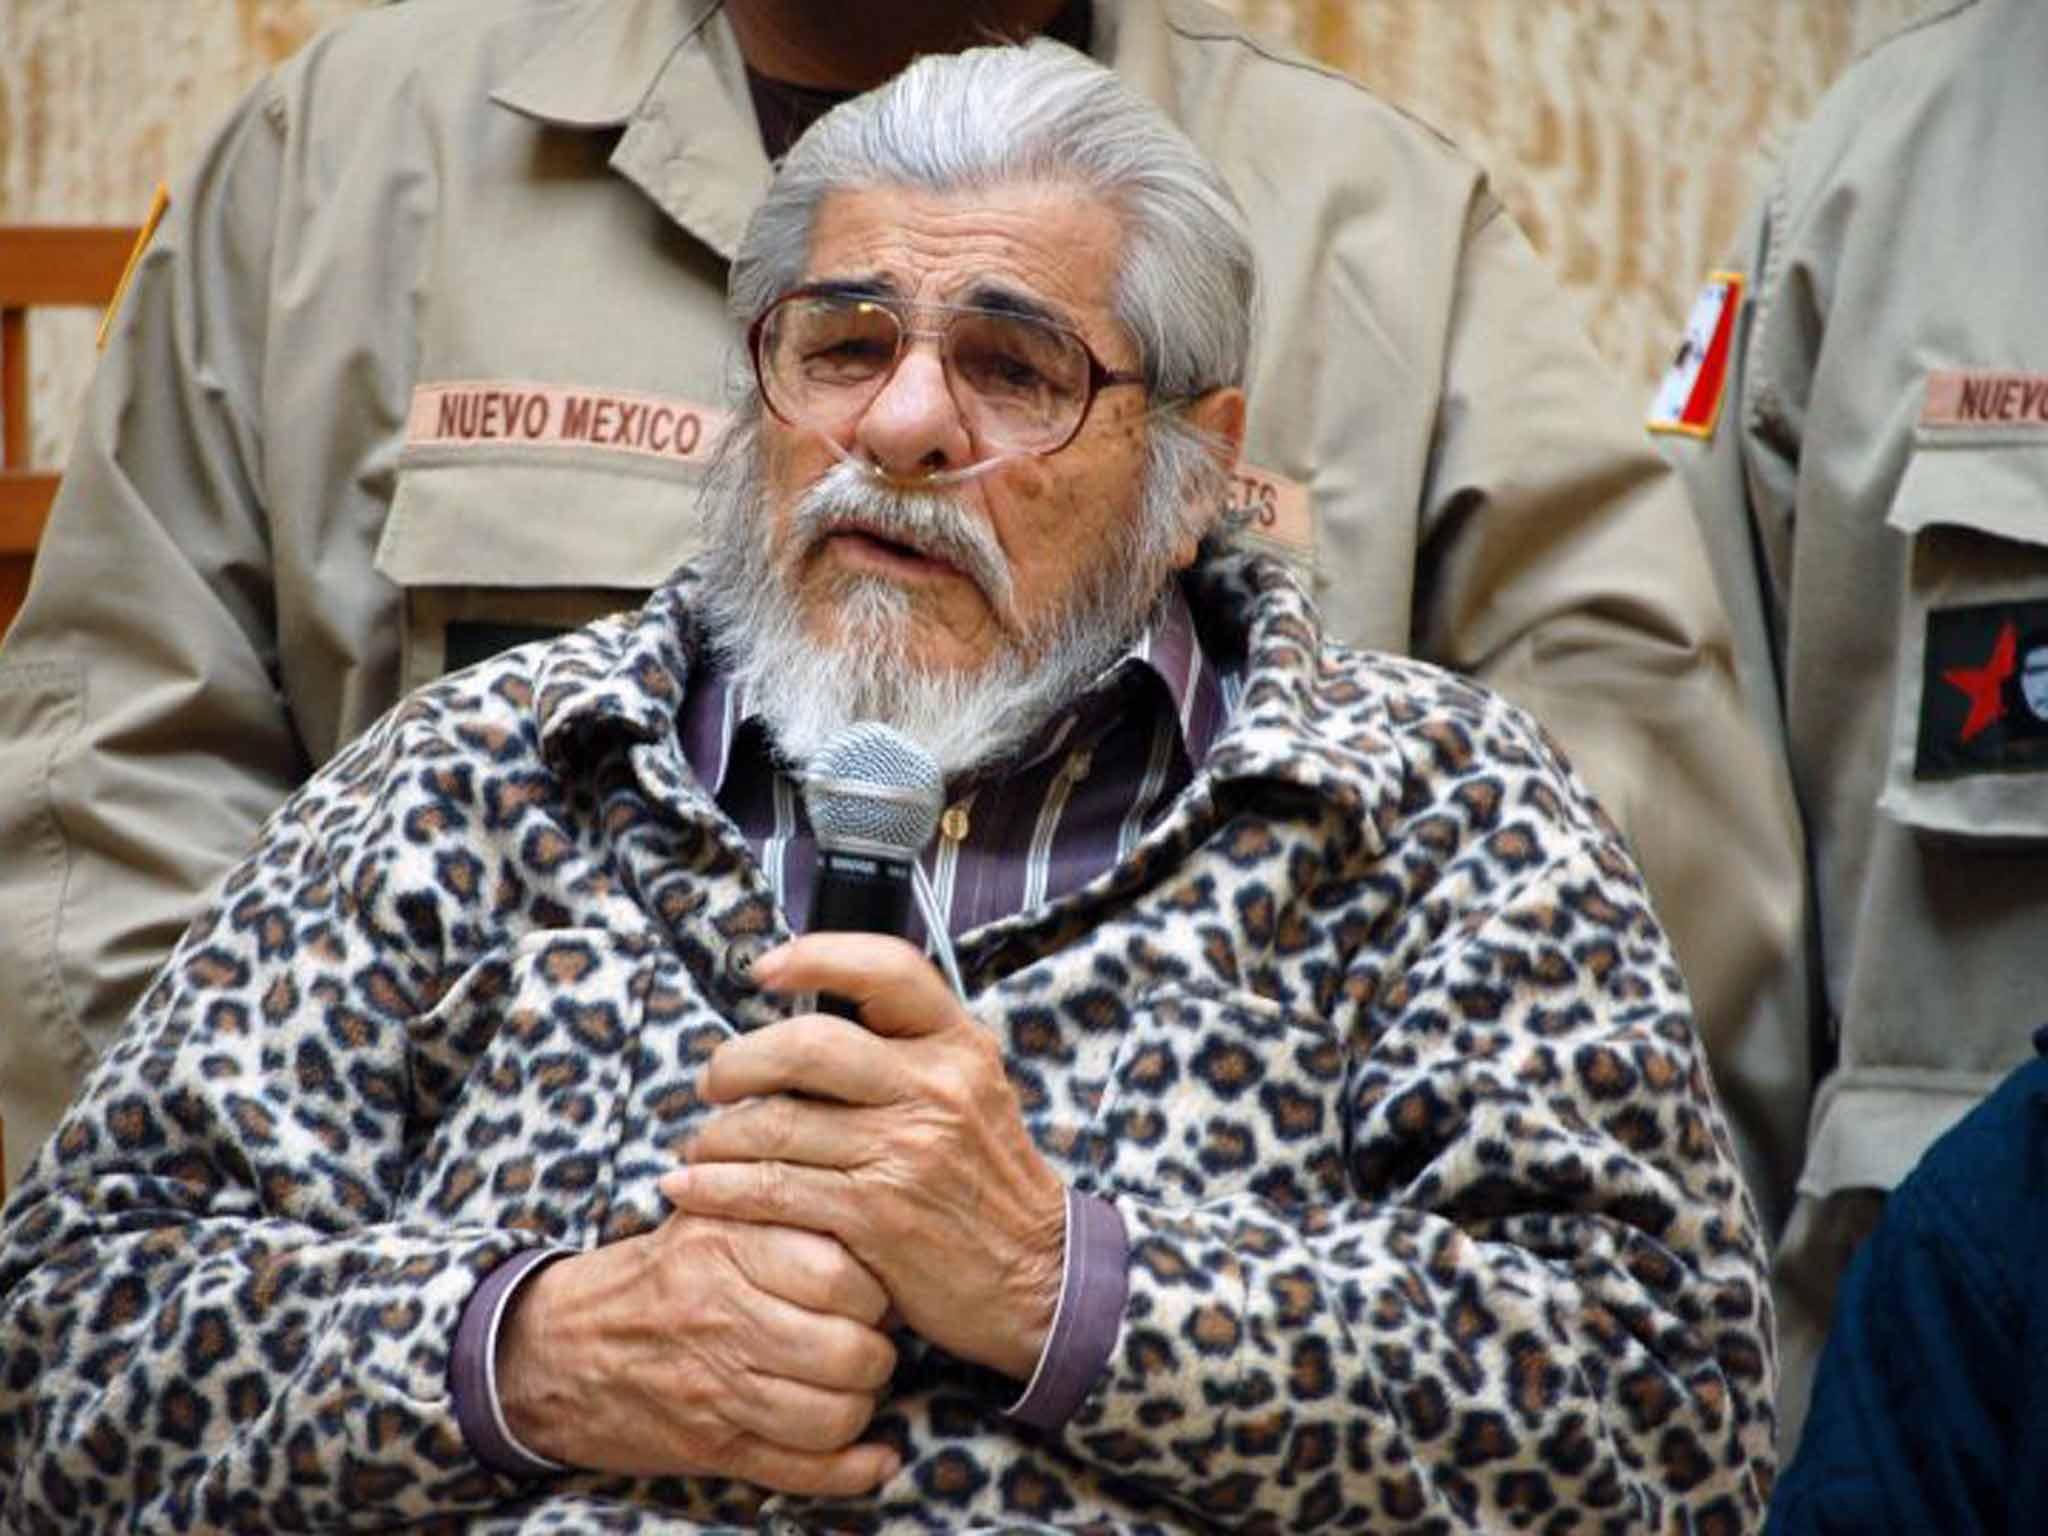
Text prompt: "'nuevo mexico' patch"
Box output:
[[1923, 370, 2048, 429], [1915, 599, 2048, 780], [407, 382, 730, 465], [1647, 272, 1744, 439]]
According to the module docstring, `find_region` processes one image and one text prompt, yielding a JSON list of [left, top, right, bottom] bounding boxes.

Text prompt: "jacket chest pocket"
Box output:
[[1881, 439, 2048, 839], [376, 445, 718, 691], [1083, 983, 1350, 1208]]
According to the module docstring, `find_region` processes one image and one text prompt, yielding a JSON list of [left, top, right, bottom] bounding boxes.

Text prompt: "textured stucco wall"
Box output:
[[3, 0, 368, 469], [4, 0, 1939, 471]]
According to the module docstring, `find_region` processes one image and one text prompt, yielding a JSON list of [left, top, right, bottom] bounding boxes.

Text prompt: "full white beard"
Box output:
[[697, 439, 1179, 777]]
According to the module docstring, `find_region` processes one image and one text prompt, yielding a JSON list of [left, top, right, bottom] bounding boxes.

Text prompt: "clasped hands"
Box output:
[[496, 933, 1069, 1495]]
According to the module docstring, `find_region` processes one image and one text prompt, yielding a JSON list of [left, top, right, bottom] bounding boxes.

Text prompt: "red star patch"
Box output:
[[1943, 619, 2016, 742]]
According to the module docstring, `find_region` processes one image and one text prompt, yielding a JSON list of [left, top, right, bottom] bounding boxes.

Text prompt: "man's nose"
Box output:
[[854, 340, 974, 478]]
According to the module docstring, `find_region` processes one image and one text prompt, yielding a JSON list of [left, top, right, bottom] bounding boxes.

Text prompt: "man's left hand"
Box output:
[[663, 933, 1067, 1382]]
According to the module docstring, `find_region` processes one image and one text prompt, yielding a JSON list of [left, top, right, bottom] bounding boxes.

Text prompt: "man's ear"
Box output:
[[1169, 386, 1248, 569]]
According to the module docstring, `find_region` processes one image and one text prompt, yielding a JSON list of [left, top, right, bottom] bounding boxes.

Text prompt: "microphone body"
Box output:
[[800, 724, 945, 1019], [810, 843, 917, 941]]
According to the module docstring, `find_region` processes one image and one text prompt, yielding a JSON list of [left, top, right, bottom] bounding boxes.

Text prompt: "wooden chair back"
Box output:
[[1, 225, 140, 641]]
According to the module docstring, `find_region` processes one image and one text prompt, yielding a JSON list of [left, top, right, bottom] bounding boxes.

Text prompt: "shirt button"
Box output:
[[940, 804, 971, 842]]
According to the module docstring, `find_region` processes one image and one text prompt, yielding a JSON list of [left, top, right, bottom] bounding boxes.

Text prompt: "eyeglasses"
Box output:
[[748, 289, 1148, 457]]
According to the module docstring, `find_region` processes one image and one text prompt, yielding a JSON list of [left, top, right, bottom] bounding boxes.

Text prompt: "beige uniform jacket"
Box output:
[[0, 0, 1806, 1218], [1662, 0, 2041, 1443]]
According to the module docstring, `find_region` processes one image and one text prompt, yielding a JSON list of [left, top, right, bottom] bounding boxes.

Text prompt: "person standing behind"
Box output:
[[1654, 0, 2048, 1452], [1767, 1035, 2048, 1535], [0, 0, 1807, 1247]]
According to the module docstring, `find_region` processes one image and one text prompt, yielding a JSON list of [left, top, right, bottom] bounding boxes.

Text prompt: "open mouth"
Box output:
[[820, 523, 960, 580]]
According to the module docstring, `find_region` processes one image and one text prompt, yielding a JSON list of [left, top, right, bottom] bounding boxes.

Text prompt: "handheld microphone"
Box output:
[[800, 723, 945, 1019]]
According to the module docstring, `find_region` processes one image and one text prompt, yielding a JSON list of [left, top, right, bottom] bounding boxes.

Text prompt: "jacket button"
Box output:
[[723, 935, 771, 986]]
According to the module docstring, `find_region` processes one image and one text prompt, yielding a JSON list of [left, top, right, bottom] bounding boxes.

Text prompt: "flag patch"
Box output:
[[1915, 599, 2048, 780], [1648, 272, 1744, 439], [98, 183, 170, 351]]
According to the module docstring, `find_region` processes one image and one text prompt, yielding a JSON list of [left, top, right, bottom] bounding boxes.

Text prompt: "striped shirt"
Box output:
[[678, 580, 1234, 943]]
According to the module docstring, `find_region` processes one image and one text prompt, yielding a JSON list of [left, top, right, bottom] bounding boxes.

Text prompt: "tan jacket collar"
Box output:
[[486, 0, 1185, 264], [491, 0, 771, 262]]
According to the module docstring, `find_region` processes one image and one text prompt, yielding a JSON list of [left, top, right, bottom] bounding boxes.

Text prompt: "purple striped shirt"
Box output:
[[452, 580, 1228, 1474], [682, 581, 1229, 940]]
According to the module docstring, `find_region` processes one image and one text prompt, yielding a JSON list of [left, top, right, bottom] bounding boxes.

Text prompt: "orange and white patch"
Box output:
[[406, 382, 730, 465], [97, 183, 171, 351], [1648, 272, 1744, 439]]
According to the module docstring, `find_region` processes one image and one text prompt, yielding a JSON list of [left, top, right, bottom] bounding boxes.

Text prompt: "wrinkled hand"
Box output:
[[665, 933, 1068, 1381], [495, 1208, 899, 1493]]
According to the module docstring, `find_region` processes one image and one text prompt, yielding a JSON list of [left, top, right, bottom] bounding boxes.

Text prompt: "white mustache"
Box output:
[[790, 457, 1016, 614]]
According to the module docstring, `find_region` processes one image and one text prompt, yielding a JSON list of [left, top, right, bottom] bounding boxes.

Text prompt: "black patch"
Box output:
[[1914, 600, 2048, 779], [444, 621, 567, 676]]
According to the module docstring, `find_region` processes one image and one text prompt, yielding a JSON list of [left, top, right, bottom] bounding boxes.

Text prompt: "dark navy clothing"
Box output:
[[1768, 1052, 2048, 1535]]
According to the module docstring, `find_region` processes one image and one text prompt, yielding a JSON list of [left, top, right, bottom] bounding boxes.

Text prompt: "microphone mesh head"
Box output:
[[803, 723, 945, 853]]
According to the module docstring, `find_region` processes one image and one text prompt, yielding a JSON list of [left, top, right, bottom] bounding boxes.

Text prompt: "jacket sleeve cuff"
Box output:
[[449, 1246, 576, 1478], [1003, 1188, 1128, 1431]]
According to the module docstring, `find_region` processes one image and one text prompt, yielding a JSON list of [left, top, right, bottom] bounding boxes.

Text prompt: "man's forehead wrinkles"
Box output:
[[809, 186, 1119, 298]]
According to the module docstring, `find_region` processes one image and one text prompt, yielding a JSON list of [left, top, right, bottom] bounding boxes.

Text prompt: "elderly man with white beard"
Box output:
[[0, 41, 1775, 1536]]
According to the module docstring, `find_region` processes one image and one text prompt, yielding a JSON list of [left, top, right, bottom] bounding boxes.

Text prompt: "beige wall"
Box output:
[[4, 0, 1938, 471], [3, 0, 368, 468]]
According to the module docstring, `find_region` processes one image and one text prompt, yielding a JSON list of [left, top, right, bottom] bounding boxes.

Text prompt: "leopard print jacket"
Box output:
[[0, 553, 1775, 1533]]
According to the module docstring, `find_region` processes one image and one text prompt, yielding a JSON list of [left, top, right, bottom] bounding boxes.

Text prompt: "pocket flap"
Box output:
[[1798, 1071, 2003, 1199], [375, 459, 714, 589], [1888, 439, 2048, 543]]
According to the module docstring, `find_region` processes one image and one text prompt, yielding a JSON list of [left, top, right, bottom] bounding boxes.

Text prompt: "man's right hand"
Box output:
[[494, 1210, 901, 1494]]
